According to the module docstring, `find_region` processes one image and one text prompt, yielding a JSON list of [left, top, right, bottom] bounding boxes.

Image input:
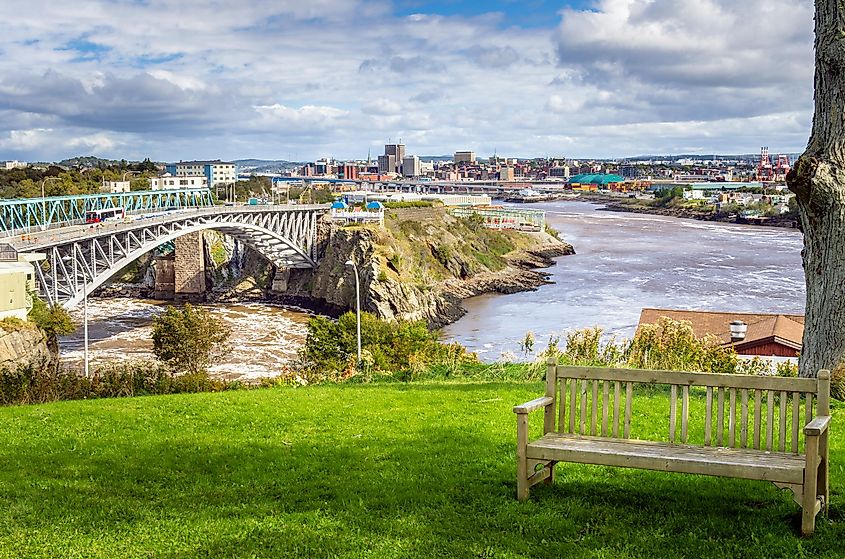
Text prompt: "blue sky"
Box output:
[[0, 0, 816, 162]]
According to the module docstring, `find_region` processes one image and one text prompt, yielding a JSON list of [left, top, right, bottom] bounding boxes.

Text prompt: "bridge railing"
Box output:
[[0, 188, 215, 236]]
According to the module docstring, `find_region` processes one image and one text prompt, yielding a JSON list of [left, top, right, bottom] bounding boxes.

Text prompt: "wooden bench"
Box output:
[[514, 361, 832, 535]]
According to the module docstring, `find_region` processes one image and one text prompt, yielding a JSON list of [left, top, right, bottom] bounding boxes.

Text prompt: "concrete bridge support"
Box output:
[[174, 231, 206, 301]]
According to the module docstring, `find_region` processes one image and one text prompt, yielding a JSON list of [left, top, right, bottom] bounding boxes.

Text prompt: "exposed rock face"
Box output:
[[0, 324, 50, 370], [283, 215, 574, 328]]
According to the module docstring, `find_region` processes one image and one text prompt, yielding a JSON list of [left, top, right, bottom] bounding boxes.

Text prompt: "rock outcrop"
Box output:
[[0, 322, 50, 370], [281, 207, 574, 327]]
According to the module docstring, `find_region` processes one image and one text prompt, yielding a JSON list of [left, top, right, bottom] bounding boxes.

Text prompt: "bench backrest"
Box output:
[[543, 362, 831, 454]]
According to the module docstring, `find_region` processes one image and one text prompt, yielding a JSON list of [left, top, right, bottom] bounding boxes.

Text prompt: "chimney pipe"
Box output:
[[730, 320, 747, 342]]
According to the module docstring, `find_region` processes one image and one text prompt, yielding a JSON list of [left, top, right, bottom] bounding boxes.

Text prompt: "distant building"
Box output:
[[402, 155, 421, 177], [103, 181, 130, 194], [499, 166, 515, 181], [638, 308, 804, 358], [0, 246, 41, 321], [455, 151, 476, 164], [3, 160, 26, 170], [165, 160, 236, 188], [378, 144, 405, 175], [149, 174, 208, 190]]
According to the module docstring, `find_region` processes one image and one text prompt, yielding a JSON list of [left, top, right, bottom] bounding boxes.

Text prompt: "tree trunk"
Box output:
[[787, 1, 845, 377]]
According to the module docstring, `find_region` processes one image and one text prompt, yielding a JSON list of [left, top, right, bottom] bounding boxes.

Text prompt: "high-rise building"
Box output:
[[378, 143, 405, 174], [454, 151, 476, 164], [402, 155, 421, 177]]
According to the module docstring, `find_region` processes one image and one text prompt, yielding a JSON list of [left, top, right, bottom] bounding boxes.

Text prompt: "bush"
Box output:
[[298, 312, 476, 381], [151, 304, 231, 374], [0, 360, 238, 406]]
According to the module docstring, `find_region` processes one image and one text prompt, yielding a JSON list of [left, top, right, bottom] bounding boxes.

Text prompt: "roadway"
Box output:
[[8, 204, 328, 252]]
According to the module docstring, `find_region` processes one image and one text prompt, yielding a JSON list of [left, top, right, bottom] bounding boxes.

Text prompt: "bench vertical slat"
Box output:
[[728, 388, 737, 448], [545, 360, 557, 435], [559, 379, 567, 434], [806, 393, 814, 426], [766, 390, 775, 451], [601, 381, 609, 437], [681, 385, 689, 444], [740, 389, 749, 448], [580, 380, 588, 435], [569, 376, 577, 434], [624, 382, 633, 439], [669, 385, 677, 444], [590, 381, 599, 436], [612, 381, 621, 438], [792, 392, 800, 454], [779, 391, 788, 452], [705, 386, 713, 446], [753, 389, 762, 450], [717, 387, 725, 446]]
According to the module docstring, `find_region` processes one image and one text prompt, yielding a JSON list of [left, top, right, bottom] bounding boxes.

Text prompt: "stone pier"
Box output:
[[174, 232, 206, 301]]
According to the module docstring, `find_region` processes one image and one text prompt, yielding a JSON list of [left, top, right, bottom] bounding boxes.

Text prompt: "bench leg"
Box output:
[[819, 434, 829, 514], [802, 436, 820, 536], [544, 461, 556, 486], [516, 414, 529, 501]]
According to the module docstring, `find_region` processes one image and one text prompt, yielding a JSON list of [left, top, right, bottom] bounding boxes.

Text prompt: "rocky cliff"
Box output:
[[0, 321, 50, 370], [281, 207, 574, 327]]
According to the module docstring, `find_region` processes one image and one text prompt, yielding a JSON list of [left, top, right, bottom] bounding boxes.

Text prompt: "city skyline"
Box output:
[[0, 0, 814, 162]]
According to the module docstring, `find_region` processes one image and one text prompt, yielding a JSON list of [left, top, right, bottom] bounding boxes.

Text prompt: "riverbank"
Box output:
[[569, 193, 798, 228]]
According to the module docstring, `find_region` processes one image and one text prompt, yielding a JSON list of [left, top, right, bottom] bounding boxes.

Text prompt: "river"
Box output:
[[441, 201, 805, 360], [60, 201, 806, 374]]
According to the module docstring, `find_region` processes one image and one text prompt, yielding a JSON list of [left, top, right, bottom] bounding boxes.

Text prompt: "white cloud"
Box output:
[[0, 0, 817, 161]]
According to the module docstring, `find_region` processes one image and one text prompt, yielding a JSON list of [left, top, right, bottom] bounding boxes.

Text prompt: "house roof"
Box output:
[[637, 308, 804, 350]]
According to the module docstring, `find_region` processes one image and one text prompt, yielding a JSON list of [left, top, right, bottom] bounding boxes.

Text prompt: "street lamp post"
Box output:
[[83, 280, 89, 378], [39, 177, 60, 232], [345, 259, 362, 366]]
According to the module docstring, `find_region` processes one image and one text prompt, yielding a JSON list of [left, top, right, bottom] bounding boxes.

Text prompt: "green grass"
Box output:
[[1, 383, 843, 558]]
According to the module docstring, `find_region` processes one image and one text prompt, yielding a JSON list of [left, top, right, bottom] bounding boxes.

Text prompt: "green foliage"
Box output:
[[299, 312, 476, 381], [0, 317, 32, 333], [545, 223, 562, 240], [0, 361, 238, 406], [28, 296, 75, 355], [383, 201, 435, 209], [377, 269, 388, 282], [151, 304, 231, 374], [654, 186, 684, 206], [626, 318, 738, 374]]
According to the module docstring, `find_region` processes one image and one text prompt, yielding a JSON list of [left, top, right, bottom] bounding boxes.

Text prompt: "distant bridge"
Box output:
[[1, 188, 214, 235], [6, 194, 328, 307]]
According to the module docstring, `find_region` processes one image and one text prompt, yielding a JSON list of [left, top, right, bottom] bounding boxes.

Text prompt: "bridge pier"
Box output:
[[271, 267, 290, 292], [174, 231, 207, 302]]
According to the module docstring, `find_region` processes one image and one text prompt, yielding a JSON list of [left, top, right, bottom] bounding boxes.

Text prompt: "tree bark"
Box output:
[[787, 1, 845, 377]]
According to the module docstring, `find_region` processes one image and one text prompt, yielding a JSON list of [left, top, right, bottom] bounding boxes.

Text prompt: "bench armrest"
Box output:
[[804, 415, 832, 436], [513, 396, 553, 415]]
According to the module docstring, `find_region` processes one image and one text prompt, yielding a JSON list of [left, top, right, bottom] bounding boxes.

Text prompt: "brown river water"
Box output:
[[60, 201, 806, 374]]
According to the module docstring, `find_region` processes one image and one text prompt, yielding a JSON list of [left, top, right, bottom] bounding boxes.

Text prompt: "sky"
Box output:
[[0, 0, 815, 162]]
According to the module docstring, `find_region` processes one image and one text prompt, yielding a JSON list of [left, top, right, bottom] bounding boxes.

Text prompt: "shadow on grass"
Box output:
[[1, 422, 838, 558]]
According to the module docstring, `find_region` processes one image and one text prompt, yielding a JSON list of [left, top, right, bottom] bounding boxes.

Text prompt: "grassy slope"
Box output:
[[1, 383, 843, 558]]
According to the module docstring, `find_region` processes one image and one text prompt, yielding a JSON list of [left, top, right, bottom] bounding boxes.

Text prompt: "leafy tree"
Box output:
[[151, 304, 231, 374], [786, 2, 845, 377], [28, 296, 75, 357]]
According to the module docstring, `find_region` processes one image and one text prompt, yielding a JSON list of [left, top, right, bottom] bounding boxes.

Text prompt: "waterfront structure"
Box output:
[[165, 160, 237, 188], [449, 207, 545, 232], [454, 151, 476, 164], [638, 308, 804, 358], [149, 175, 209, 190]]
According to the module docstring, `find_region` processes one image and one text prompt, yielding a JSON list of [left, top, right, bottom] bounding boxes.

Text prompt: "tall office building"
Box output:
[[402, 155, 421, 177], [454, 151, 476, 164]]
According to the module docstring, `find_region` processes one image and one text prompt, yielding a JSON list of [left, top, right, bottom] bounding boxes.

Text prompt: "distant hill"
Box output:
[[234, 159, 304, 173]]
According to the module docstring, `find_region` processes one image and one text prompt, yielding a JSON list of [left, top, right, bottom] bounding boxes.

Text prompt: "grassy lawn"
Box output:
[[0, 382, 843, 558]]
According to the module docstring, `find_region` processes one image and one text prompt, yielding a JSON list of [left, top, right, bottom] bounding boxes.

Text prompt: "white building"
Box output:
[[3, 160, 26, 170], [103, 181, 130, 193], [165, 160, 236, 188], [149, 174, 209, 190]]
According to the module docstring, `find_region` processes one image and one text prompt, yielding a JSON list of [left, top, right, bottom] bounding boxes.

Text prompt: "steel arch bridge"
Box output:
[[15, 205, 327, 307]]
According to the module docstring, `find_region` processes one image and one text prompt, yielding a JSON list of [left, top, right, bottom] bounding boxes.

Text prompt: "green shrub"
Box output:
[[298, 312, 476, 381], [152, 304, 231, 374]]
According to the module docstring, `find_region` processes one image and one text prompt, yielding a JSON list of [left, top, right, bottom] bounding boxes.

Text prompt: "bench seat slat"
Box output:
[[527, 434, 806, 484]]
